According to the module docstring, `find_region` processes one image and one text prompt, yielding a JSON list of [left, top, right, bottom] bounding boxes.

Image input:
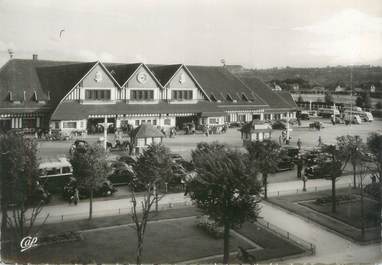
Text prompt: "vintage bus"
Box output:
[[344, 109, 373, 122], [317, 107, 340, 118], [38, 157, 73, 193]]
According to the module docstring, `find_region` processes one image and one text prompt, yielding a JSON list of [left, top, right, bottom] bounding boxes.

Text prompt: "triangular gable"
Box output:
[[51, 61, 121, 119], [125, 64, 163, 89]]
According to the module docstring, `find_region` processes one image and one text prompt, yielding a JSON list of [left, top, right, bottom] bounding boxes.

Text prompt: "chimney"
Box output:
[[32, 54, 38, 61]]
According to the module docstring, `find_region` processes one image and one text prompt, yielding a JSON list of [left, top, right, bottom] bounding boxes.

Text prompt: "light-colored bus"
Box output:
[[317, 107, 340, 118], [38, 157, 73, 192], [344, 109, 373, 122]]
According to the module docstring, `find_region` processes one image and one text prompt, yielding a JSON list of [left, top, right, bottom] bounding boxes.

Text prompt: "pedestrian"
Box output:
[[331, 115, 335, 125], [296, 156, 303, 179], [297, 118, 301, 126], [74, 188, 79, 206], [278, 135, 282, 145], [318, 136, 322, 146], [297, 138, 302, 150]]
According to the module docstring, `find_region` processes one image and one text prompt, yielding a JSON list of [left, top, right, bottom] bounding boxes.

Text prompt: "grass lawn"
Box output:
[[23, 217, 254, 264], [300, 197, 380, 229], [15, 207, 307, 264], [268, 188, 381, 243]]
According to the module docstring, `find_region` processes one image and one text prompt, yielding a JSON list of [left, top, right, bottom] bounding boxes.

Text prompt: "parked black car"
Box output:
[[276, 157, 295, 171], [63, 178, 116, 201], [304, 160, 334, 179]]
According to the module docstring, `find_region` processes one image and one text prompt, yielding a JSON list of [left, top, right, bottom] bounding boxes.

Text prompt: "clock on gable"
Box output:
[[137, 72, 148, 84]]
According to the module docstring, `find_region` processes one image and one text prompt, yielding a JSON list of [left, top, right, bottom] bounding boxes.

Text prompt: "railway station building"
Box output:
[[0, 55, 297, 134]]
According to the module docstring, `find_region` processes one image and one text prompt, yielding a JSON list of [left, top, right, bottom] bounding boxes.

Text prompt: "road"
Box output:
[[31, 173, 365, 224]]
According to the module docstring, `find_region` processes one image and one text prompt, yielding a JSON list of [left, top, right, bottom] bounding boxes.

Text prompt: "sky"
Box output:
[[0, 0, 381, 68]]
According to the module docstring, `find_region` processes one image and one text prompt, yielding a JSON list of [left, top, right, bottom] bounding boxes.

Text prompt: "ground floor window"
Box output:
[[209, 118, 219, 124], [264, 114, 271, 120], [164, 119, 171, 125], [238, 114, 246, 122], [135, 120, 140, 126], [22, 118, 37, 128], [63, 121, 77, 129]]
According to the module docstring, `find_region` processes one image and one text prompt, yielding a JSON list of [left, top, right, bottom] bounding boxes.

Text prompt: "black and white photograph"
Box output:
[[0, 0, 381, 264]]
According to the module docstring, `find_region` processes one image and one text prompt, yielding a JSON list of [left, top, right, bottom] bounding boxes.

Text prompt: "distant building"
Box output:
[[334, 85, 346, 93]]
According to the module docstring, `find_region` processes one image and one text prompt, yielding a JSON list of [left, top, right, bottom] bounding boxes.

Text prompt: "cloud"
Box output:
[[76, 49, 114, 62], [0, 40, 16, 52], [293, 9, 382, 64], [294, 9, 382, 35]]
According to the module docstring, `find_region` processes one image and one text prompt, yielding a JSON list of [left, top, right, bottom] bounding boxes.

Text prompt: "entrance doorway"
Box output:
[[252, 114, 261, 120], [175, 115, 198, 130], [87, 118, 116, 134], [0, 119, 11, 132]]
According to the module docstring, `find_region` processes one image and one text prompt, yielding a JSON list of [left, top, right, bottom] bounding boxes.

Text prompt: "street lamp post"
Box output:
[[302, 176, 307, 192]]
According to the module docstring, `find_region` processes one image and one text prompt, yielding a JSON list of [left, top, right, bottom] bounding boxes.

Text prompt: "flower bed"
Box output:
[[196, 215, 224, 239], [314, 194, 355, 205]]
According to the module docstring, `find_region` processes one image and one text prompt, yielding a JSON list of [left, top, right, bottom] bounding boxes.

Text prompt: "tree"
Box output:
[[356, 92, 372, 109], [69, 143, 109, 220], [357, 160, 370, 238], [0, 133, 48, 258], [324, 91, 333, 104], [375, 102, 382, 110], [130, 143, 176, 264], [189, 142, 262, 264], [245, 139, 281, 200], [318, 144, 348, 213], [367, 133, 382, 182], [337, 135, 365, 188]]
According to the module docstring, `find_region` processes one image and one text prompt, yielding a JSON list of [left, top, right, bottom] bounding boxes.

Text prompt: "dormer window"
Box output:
[[226, 93, 237, 102], [33, 91, 38, 101], [8, 91, 13, 102], [242, 93, 250, 102]]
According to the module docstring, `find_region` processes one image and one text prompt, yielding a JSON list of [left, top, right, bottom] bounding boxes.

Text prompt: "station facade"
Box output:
[[0, 56, 297, 134]]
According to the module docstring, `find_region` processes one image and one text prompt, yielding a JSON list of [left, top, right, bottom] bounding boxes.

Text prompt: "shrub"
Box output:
[[315, 194, 355, 205], [364, 183, 380, 200], [196, 215, 224, 239]]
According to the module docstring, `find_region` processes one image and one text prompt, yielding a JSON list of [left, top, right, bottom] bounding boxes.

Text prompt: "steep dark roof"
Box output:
[[51, 101, 223, 120], [36, 62, 96, 106], [239, 77, 296, 110], [276, 91, 297, 109], [0, 59, 83, 113], [131, 123, 164, 139], [186, 65, 268, 106], [104, 63, 141, 86], [147, 64, 182, 86]]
